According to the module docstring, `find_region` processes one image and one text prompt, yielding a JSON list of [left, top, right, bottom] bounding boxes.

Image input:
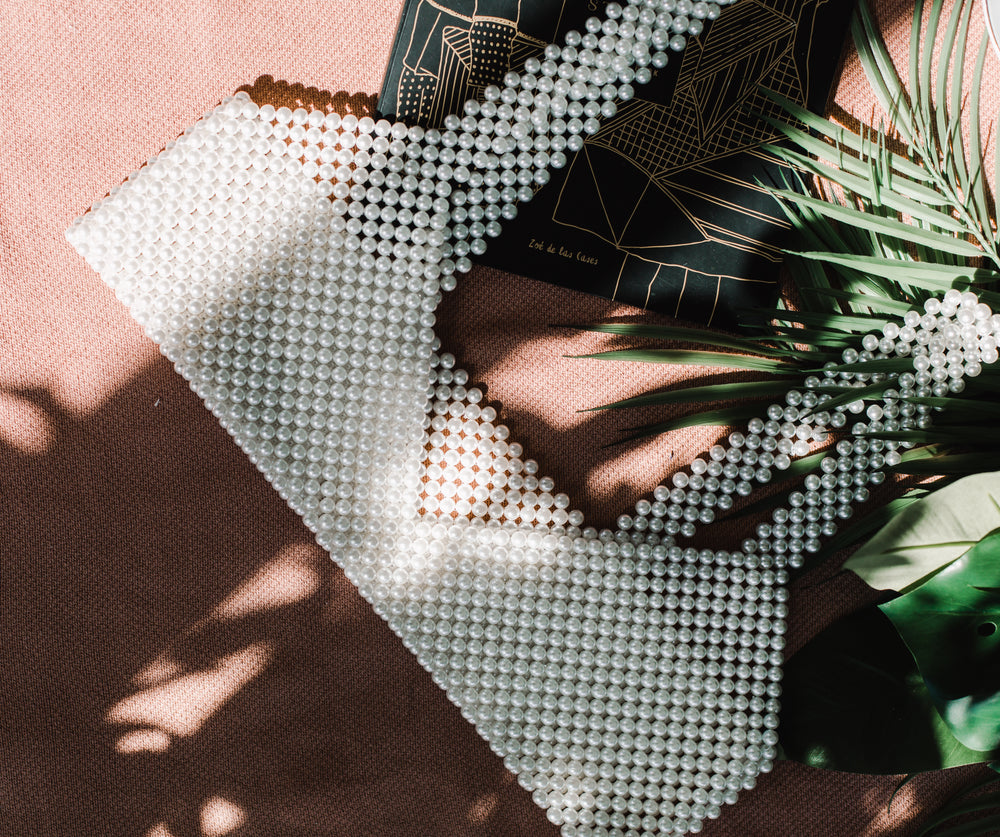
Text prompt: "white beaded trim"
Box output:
[[65, 0, 998, 834]]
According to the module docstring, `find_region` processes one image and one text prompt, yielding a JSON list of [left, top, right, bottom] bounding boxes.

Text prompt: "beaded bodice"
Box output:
[[65, 1, 996, 834]]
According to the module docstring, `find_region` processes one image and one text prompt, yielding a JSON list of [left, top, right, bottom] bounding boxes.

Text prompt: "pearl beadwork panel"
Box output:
[[66, 100, 781, 837], [65, 0, 1000, 828], [65, 2, 819, 834], [65, 87, 1000, 837]]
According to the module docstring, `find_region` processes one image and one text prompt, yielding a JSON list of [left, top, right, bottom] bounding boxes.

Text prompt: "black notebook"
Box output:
[[378, 0, 851, 327]]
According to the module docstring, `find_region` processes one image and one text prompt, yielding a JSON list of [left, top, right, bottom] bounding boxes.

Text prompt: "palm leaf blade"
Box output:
[[773, 189, 983, 257], [561, 323, 788, 357], [584, 379, 790, 412], [968, 34, 994, 242], [619, 405, 764, 442], [853, 0, 914, 139], [571, 349, 797, 374]]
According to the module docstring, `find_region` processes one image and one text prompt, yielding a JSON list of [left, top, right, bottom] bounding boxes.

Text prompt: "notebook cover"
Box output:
[[377, 0, 851, 327]]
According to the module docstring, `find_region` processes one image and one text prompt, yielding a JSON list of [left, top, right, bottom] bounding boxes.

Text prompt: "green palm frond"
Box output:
[[582, 379, 790, 412], [566, 3, 1000, 814], [568, 0, 1000, 560]]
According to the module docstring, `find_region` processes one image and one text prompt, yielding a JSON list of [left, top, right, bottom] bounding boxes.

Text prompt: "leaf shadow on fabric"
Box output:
[[0, 360, 555, 837]]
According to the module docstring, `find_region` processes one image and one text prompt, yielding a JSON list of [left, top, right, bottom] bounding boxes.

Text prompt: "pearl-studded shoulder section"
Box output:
[[66, 64, 1000, 837], [78, 2, 1000, 835], [68, 87, 780, 836]]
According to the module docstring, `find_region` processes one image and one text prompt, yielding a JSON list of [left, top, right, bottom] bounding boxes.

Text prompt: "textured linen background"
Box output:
[[1, 1, 995, 835]]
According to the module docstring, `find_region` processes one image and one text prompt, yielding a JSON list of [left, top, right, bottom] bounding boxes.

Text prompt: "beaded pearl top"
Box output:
[[65, 0, 996, 834]]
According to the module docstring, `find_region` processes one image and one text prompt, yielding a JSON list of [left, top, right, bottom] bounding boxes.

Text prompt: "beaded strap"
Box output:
[[65, 1, 998, 835], [631, 288, 995, 577]]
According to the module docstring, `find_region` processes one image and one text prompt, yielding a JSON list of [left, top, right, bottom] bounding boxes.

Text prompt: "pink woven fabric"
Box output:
[[0, 1, 993, 834]]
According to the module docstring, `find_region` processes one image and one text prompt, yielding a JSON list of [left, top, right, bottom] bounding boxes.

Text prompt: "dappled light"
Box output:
[[5, 1, 987, 831], [200, 796, 247, 837], [0, 391, 56, 454], [862, 782, 917, 836], [468, 790, 499, 825], [115, 728, 172, 755], [134, 653, 185, 690], [211, 544, 323, 621], [107, 641, 276, 740]]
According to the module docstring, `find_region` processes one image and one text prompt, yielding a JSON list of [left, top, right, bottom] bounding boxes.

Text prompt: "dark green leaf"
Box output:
[[881, 528, 1000, 752], [743, 327, 855, 349], [617, 404, 763, 442], [779, 606, 992, 773], [559, 322, 792, 357], [814, 380, 895, 412], [812, 357, 915, 375], [896, 454, 1000, 475], [747, 306, 888, 333], [903, 397, 1000, 417], [869, 428, 996, 446]]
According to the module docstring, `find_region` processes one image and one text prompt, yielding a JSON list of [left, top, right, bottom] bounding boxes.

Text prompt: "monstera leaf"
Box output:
[[881, 529, 1000, 752], [843, 472, 1000, 593], [779, 606, 991, 773], [781, 475, 1000, 772]]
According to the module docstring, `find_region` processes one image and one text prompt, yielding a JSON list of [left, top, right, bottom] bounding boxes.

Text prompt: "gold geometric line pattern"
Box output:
[[610, 253, 628, 301], [620, 178, 652, 249], [628, 256, 778, 284], [656, 179, 787, 230], [685, 162, 793, 220], [644, 263, 662, 309], [547, 0, 822, 294], [419, 0, 474, 22], [674, 269, 689, 318], [413, 10, 444, 69], [586, 0, 811, 177], [395, 0, 566, 127], [709, 275, 722, 325]]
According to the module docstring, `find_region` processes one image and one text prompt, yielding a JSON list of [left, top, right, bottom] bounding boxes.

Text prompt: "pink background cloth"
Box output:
[[0, 1, 994, 834]]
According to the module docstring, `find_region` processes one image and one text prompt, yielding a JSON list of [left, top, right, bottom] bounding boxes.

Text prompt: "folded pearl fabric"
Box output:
[[68, 91, 776, 836], [63, 0, 1000, 833]]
